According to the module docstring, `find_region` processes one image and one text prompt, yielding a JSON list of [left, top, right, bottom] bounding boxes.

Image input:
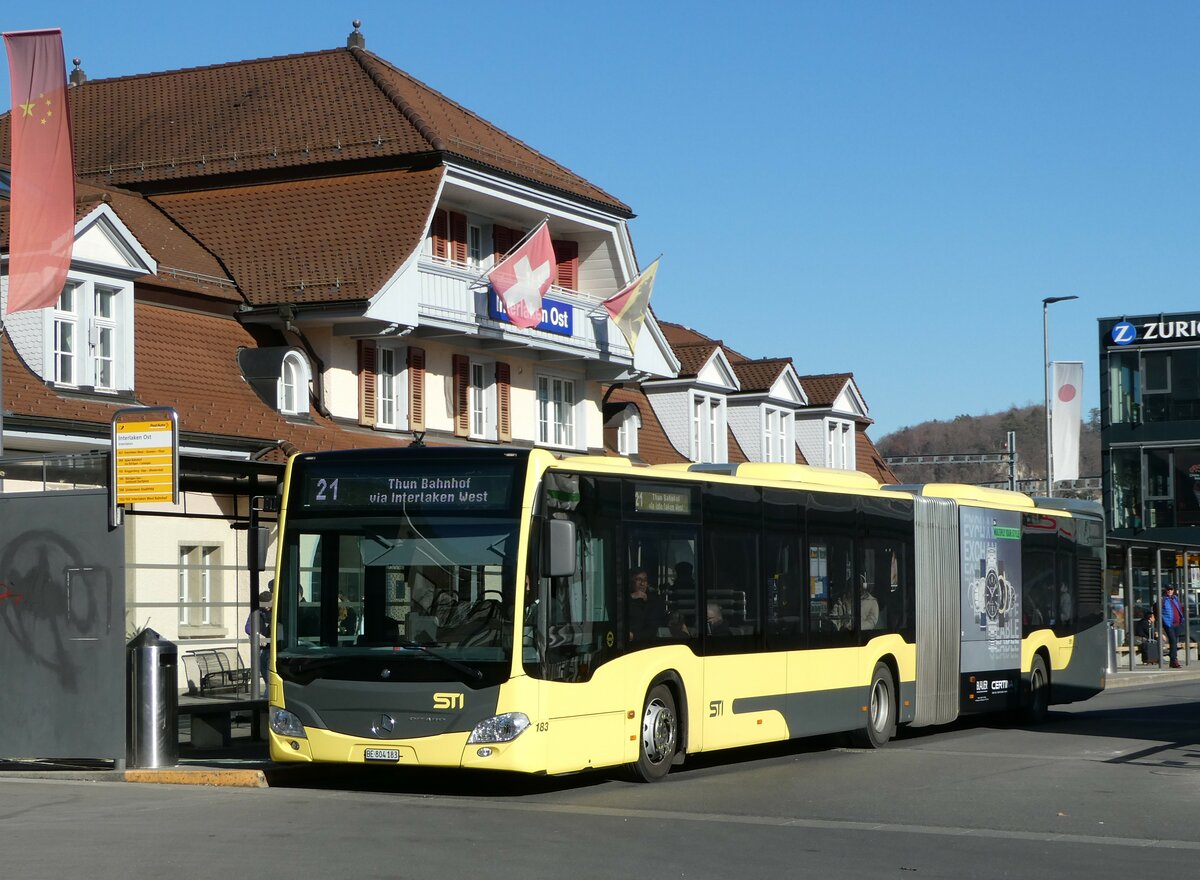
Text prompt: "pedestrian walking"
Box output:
[[1161, 585, 1185, 669]]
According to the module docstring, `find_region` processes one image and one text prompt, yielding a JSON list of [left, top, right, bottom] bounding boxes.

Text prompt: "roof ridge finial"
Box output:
[[347, 19, 365, 50], [69, 56, 87, 86]]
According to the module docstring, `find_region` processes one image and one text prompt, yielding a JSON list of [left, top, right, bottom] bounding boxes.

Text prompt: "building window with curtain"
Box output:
[[45, 274, 134, 392], [376, 345, 407, 429], [537, 374, 577, 448], [178, 544, 222, 629]]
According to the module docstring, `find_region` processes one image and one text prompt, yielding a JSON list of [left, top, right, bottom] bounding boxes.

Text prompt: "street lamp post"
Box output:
[[1042, 295, 1079, 497]]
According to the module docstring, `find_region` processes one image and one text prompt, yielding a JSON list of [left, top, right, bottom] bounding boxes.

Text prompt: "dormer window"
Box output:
[[691, 392, 726, 463], [763, 406, 795, 463], [45, 274, 133, 392], [616, 409, 641, 456], [826, 418, 855, 469], [278, 351, 310, 415]]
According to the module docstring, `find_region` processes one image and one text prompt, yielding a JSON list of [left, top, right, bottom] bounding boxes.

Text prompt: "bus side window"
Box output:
[[810, 533, 856, 647]]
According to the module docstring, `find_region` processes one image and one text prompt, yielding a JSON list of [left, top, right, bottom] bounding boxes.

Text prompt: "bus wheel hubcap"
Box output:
[[642, 700, 675, 764], [871, 681, 889, 731]]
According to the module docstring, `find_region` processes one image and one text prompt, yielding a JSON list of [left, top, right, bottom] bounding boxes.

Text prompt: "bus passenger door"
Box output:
[[702, 485, 787, 750], [535, 473, 627, 775]]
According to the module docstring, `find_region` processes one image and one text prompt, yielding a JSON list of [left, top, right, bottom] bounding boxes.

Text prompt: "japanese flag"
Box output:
[[488, 221, 554, 330], [1051, 361, 1083, 483]]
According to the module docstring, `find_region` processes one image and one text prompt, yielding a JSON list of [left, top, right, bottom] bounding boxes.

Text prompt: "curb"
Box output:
[[1105, 669, 1200, 689], [124, 768, 268, 787]]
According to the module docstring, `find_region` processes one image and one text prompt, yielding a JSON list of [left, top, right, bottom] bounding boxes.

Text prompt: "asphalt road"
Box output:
[[2, 680, 1197, 879]]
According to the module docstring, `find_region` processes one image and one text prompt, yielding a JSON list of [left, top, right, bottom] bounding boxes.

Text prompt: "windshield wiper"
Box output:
[[395, 637, 484, 681]]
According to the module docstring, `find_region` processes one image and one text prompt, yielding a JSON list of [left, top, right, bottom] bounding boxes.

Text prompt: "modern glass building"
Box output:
[[1099, 312, 1200, 666]]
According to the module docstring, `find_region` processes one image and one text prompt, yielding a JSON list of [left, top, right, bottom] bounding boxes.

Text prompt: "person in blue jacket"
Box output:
[[1161, 585, 1186, 669]]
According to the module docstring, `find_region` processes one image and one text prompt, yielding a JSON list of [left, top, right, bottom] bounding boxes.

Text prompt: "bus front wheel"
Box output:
[[852, 662, 896, 749], [629, 684, 678, 782]]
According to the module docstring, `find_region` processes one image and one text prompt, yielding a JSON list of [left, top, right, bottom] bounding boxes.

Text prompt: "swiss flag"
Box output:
[[488, 221, 553, 330]]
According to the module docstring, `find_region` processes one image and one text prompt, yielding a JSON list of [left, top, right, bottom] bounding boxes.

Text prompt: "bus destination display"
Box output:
[[300, 465, 513, 512]]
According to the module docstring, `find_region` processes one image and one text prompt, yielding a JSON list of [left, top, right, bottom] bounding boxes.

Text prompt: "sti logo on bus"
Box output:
[[1111, 322, 1137, 345], [433, 692, 464, 710]]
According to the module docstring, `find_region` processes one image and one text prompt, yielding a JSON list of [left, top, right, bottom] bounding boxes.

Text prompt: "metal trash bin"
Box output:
[[126, 628, 179, 768]]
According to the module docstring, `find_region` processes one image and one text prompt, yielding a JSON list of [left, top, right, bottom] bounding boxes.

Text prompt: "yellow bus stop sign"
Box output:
[[112, 407, 179, 505]]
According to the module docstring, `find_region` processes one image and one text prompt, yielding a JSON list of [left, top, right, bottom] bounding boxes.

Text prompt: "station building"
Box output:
[[0, 22, 896, 759]]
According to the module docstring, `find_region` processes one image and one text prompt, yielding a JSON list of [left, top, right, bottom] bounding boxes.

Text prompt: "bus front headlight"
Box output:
[[467, 712, 530, 744], [270, 707, 308, 738]]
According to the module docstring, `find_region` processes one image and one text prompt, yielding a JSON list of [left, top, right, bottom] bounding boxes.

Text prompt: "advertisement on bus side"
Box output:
[[959, 506, 1022, 711]]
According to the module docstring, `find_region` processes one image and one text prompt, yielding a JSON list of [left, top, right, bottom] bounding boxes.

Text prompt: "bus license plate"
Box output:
[[364, 748, 400, 762]]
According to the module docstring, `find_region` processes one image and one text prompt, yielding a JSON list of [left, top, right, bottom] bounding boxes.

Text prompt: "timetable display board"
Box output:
[[111, 407, 179, 505]]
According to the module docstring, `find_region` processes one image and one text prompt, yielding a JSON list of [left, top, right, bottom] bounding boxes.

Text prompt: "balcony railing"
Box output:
[[416, 256, 633, 361]]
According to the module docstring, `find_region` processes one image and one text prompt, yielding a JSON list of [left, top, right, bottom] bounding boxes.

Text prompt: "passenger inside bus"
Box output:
[[705, 602, 731, 636], [860, 575, 880, 631], [627, 568, 665, 643]]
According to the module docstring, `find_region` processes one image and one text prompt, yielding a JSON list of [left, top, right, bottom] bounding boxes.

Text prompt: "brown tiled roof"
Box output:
[[151, 168, 442, 305], [2, 306, 402, 454], [602, 385, 687, 464], [353, 51, 627, 211], [799, 372, 854, 408], [731, 358, 791, 394], [658, 320, 751, 363], [671, 342, 721, 379], [0, 48, 627, 212], [728, 431, 749, 464], [1, 170, 240, 303], [658, 320, 714, 348], [856, 428, 897, 483]]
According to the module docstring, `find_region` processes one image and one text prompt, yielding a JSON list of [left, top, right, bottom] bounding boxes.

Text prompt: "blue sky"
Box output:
[[4, 2, 1198, 440]]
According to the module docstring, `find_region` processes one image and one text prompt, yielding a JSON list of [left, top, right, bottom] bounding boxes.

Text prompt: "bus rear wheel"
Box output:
[[851, 662, 896, 749], [1023, 655, 1049, 725], [629, 684, 678, 782]]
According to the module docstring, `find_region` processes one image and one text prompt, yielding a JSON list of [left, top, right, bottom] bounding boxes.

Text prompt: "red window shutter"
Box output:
[[449, 211, 468, 265], [452, 354, 470, 438], [552, 239, 578, 290], [493, 224, 517, 263], [496, 361, 512, 443], [407, 347, 425, 431], [431, 209, 449, 260], [358, 340, 377, 427]]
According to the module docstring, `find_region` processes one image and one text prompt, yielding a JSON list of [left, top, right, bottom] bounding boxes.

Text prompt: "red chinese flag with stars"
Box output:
[[488, 220, 554, 330], [4, 29, 75, 315], [1051, 361, 1083, 483]]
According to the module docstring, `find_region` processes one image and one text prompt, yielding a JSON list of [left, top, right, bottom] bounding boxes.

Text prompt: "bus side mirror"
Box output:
[[249, 526, 270, 572], [545, 520, 577, 578]]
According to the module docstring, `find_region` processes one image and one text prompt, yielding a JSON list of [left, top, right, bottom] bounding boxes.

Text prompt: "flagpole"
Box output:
[[467, 216, 550, 290]]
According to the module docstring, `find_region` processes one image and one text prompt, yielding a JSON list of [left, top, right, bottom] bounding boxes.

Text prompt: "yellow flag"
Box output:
[[602, 258, 659, 353]]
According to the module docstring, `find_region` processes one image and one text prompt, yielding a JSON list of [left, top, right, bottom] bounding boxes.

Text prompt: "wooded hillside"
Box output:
[[876, 404, 1101, 494]]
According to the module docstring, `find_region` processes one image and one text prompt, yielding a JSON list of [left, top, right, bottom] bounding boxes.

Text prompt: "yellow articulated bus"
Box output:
[[266, 447, 1106, 781]]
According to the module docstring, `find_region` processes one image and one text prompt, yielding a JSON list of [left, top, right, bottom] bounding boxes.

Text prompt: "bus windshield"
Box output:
[[277, 516, 519, 669]]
